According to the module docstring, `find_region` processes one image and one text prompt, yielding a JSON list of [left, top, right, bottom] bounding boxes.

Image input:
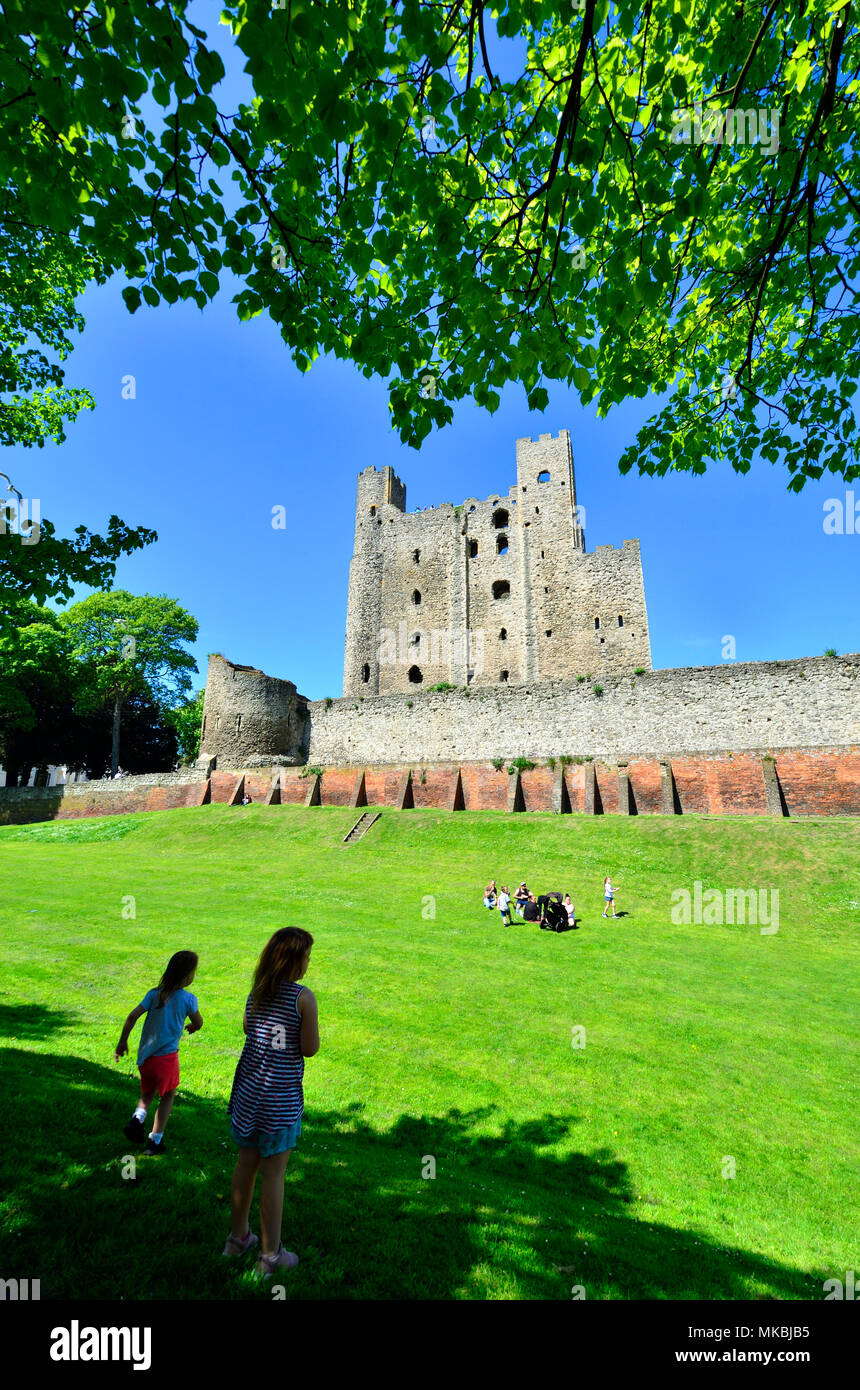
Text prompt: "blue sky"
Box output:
[[8, 272, 857, 701]]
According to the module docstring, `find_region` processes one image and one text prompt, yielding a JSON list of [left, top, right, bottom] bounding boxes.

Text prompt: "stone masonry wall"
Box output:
[[307, 655, 859, 765], [200, 654, 309, 765], [0, 771, 209, 825]]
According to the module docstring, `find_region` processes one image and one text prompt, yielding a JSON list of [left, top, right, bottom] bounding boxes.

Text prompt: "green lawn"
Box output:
[[0, 804, 857, 1300]]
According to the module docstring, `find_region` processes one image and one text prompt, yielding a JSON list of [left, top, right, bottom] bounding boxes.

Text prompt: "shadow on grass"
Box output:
[[0, 1003, 81, 1041], [0, 1048, 823, 1302]]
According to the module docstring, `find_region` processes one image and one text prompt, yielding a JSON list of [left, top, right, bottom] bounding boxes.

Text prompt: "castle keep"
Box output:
[[343, 431, 651, 695]]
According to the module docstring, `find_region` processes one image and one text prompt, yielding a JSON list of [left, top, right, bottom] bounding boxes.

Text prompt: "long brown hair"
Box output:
[[250, 928, 313, 1012], [156, 950, 198, 1008]]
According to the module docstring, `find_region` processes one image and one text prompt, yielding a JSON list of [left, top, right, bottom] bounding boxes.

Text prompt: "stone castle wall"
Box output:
[[306, 655, 859, 766], [200, 655, 308, 765]]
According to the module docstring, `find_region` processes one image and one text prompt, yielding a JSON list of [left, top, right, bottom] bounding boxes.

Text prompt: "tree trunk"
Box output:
[[111, 694, 123, 777]]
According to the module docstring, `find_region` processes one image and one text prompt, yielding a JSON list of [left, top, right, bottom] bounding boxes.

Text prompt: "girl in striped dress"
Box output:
[[224, 927, 319, 1277]]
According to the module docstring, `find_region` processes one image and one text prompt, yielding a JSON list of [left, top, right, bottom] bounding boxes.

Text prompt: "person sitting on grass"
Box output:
[[563, 893, 576, 927], [522, 892, 540, 924], [498, 885, 512, 926], [483, 879, 497, 909], [225, 927, 319, 1278], [603, 876, 619, 919], [514, 883, 529, 916], [115, 950, 203, 1157]]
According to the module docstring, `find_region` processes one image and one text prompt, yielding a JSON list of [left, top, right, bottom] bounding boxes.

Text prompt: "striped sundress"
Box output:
[[228, 979, 305, 1135]]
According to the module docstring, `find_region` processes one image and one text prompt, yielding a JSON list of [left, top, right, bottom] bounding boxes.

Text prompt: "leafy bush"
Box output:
[[507, 757, 536, 775]]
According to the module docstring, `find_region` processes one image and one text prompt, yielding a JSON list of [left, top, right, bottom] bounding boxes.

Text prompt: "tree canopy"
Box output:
[[0, 0, 858, 488], [61, 590, 198, 775], [0, 593, 196, 781]]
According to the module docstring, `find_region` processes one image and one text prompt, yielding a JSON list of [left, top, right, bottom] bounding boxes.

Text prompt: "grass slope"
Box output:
[[0, 805, 857, 1301]]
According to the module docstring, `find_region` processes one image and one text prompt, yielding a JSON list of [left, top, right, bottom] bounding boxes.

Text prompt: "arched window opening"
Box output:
[[538, 470, 550, 483], [362, 663, 370, 683], [492, 580, 510, 601], [492, 508, 509, 528], [410, 632, 421, 647], [369, 505, 376, 516], [500, 670, 509, 682], [468, 539, 478, 558], [499, 628, 507, 640], [469, 504, 476, 512], [618, 615, 624, 627], [408, 665, 423, 684], [594, 617, 600, 630], [496, 533, 508, 555], [535, 506, 540, 514], [412, 589, 422, 605], [413, 549, 420, 564]]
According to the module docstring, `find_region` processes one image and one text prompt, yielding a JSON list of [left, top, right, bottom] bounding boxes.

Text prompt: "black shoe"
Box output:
[[142, 1137, 165, 1156], [123, 1117, 146, 1144]]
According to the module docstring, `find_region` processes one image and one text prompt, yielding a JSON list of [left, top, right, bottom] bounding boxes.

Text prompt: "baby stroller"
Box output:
[[539, 893, 573, 933]]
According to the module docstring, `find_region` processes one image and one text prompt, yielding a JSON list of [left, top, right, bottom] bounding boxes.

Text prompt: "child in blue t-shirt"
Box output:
[[115, 950, 203, 1155]]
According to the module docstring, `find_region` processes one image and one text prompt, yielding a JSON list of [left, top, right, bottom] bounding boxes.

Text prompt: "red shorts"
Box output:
[[139, 1051, 180, 1097]]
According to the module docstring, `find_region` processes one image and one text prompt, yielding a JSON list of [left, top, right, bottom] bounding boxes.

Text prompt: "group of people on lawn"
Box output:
[[483, 876, 619, 926]]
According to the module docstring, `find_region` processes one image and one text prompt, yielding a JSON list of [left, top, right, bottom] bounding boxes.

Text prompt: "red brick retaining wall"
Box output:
[[0, 750, 856, 825]]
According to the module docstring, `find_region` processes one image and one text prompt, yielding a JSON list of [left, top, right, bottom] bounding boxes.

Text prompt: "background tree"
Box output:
[[61, 691, 180, 779], [166, 688, 205, 765], [0, 598, 182, 781], [0, 0, 857, 487], [61, 591, 198, 777], [0, 600, 80, 785]]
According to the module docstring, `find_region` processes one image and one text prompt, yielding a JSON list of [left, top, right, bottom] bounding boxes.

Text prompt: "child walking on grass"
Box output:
[[602, 876, 619, 919], [114, 950, 203, 1156], [224, 927, 319, 1278]]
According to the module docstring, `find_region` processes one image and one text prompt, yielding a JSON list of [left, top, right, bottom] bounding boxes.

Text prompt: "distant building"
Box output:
[[0, 765, 88, 788]]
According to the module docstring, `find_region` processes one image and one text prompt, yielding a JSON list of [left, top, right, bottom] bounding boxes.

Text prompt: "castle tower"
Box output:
[[343, 465, 407, 696], [342, 431, 651, 697]]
